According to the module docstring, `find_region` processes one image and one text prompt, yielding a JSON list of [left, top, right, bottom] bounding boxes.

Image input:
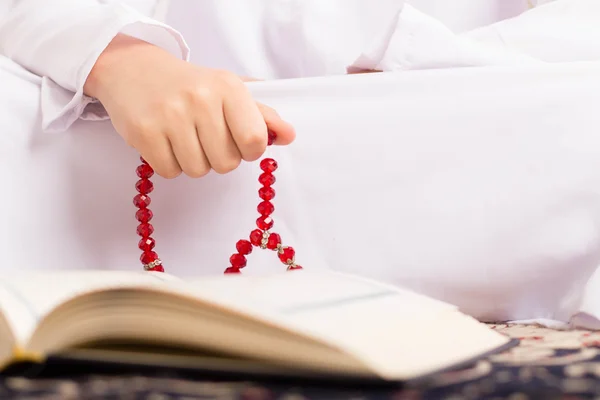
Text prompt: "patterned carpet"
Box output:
[[1, 324, 600, 399]]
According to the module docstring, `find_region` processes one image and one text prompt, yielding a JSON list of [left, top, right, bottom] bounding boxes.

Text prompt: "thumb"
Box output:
[[257, 102, 296, 146]]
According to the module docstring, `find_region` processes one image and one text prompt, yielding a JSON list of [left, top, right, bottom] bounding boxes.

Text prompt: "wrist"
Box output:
[[84, 33, 166, 100]]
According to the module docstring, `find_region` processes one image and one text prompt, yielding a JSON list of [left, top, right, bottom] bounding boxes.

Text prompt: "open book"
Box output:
[[0, 270, 511, 381]]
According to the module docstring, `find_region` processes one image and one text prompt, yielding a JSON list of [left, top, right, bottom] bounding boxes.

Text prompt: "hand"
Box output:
[[84, 34, 295, 178]]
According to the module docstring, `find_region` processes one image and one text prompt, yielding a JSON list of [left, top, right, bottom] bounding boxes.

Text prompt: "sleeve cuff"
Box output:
[[42, 4, 190, 133]]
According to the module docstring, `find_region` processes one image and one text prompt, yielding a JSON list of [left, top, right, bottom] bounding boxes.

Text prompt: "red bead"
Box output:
[[140, 157, 149, 164], [138, 237, 156, 251], [136, 163, 154, 179], [267, 130, 276, 146], [257, 201, 274, 216], [137, 223, 154, 237], [225, 267, 241, 274], [236, 239, 253, 255], [266, 233, 281, 250], [230, 253, 247, 269], [133, 194, 151, 208], [136, 179, 154, 194], [148, 265, 164, 272], [136, 208, 153, 223], [250, 229, 263, 246], [258, 173, 275, 186], [278, 247, 295, 264], [289, 265, 303, 270], [260, 158, 278, 173], [258, 186, 275, 201], [256, 216, 274, 230], [140, 251, 158, 264]]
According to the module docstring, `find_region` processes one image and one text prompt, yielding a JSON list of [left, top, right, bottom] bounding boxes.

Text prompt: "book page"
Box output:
[[188, 270, 456, 318], [0, 270, 180, 343], [187, 271, 506, 379]]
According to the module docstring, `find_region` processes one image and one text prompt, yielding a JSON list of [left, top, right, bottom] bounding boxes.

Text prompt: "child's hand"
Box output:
[[84, 34, 295, 178]]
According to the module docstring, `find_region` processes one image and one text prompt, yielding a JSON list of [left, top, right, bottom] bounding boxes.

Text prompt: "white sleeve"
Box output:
[[348, 4, 540, 73], [464, 0, 600, 64], [0, 0, 190, 132]]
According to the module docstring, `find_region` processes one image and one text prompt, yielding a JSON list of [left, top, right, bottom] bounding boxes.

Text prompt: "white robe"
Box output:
[[2, 0, 600, 328]]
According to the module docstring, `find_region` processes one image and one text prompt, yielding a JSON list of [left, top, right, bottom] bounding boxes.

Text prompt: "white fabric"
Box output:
[[167, 0, 406, 79], [2, 0, 600, 328], [407, 0, 530, 32], [465, 0, 600, 63], [348, 4, 541, 73]]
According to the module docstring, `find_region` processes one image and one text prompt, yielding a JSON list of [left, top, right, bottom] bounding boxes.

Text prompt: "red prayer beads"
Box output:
[[133, 130, 303, 274], [133, 158, 164, 272]]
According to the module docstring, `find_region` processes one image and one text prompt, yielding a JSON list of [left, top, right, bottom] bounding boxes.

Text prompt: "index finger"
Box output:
[[222, 83, 268, 162]]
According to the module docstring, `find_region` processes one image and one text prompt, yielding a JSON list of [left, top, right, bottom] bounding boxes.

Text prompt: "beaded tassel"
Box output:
[[134, 130, 303, 274]]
